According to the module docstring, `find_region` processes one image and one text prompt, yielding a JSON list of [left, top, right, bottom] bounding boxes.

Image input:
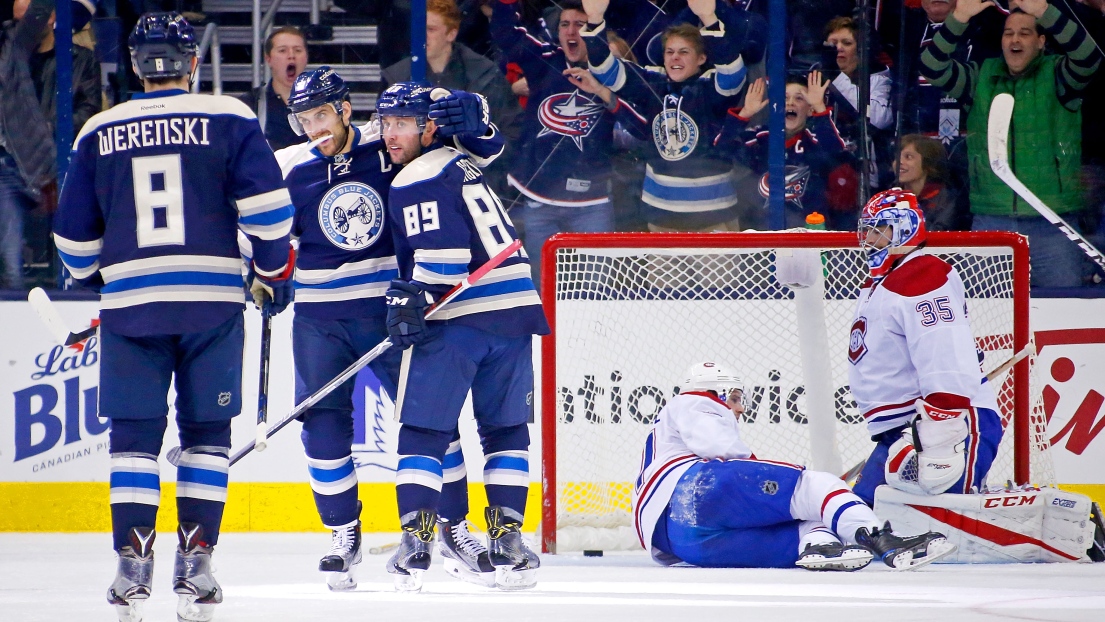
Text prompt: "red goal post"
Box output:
[[539, 231, 1047, 554]]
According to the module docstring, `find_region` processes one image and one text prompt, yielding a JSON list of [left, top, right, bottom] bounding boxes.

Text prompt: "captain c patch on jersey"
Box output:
[[318, 182, 386, 250], [848, 316, 868, 364]]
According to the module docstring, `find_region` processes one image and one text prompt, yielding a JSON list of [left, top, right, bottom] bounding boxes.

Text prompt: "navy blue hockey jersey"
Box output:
[[490, 1, 647, 207], [54, 90, 293, 337], [389, 144, 549, 338], [277, 123, 507, 320]]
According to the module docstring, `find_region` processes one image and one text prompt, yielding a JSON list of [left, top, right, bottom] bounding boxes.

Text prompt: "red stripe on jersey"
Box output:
[[633, 454, 699, 548], [682, 391, 728, 407], [863, 399, 916, 419], [925, 392, 971, 411], [907, 504, 1079, 560], [820, 488, 849, 517], [881, 255, 952, 297]]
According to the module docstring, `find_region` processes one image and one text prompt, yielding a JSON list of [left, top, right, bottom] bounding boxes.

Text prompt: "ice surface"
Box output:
[[3, 532, 1104, 621]]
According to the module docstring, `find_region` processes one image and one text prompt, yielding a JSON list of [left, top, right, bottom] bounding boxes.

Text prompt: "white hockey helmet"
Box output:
[[680, 361, 744, 402]]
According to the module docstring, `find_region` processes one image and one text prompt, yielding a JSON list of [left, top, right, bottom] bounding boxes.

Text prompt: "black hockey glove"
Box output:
[[428, 89, 490, 138], [386, 279, 434, 349], [249, 247, 296, 315]]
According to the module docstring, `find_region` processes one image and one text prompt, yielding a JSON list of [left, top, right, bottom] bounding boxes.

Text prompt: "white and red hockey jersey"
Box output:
[[847, 252, 1000, 436], [632, 392, 753, 560]]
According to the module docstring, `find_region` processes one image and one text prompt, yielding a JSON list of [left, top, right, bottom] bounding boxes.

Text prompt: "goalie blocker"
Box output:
[[875, 486, 1103, 563]]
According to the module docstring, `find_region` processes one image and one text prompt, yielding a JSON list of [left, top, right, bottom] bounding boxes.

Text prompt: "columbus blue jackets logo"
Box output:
[[318, 182, 386, 250], [758, 165, 811, 208], [652, 102, 699, 161], [537, 91, 604, 150], [848, 316, 868, 365]]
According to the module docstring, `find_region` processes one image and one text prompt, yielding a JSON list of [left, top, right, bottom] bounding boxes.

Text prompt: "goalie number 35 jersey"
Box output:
[[847, 252, 1000, 436]]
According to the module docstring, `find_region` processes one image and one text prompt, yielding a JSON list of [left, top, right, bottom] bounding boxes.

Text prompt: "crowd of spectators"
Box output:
[[3, 0, 1105, 290]]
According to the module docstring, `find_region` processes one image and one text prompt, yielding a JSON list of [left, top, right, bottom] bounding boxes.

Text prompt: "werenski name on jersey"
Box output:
[[96, 116, 212, 154]]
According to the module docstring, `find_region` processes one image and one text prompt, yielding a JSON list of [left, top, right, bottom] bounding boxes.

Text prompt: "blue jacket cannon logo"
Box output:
[[318, 181, 386, 250]]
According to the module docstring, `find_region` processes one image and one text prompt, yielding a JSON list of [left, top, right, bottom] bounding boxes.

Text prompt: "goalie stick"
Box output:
[[836, 342, 1034, 481], [987, 93, 1105, 272], [167, 239, 525, 467], [27, 287, 98, 346]]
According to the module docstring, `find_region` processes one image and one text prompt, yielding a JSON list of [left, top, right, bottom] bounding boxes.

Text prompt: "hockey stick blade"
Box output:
[[840, 459, 866, 484], [28, 287, 99, 345], [167, 239, 525, 467], [987, 93, 1105, 272], [279, 135, 332, 177]]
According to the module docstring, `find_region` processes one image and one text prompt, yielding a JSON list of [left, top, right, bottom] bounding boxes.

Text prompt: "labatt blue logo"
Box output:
[[14, 338, 108, 464]]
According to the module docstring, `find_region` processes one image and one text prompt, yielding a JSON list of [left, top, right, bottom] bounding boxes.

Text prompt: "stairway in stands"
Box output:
[[198, 0, 382, 121]]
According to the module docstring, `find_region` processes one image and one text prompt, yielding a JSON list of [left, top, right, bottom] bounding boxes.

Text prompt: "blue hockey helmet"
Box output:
[[128, 12, 197, 80], [287, 66, 350, 114], [287, 67, 351, 136], [375, 81, 436, 121]]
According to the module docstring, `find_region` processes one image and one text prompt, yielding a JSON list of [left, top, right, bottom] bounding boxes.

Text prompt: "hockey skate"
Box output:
[[319, 518, 362, 591], [437, 519, 496, 587], [173, 523, 222, 622], [107, 526, 156, 622], [485, 506, 539, 590], [795, 541, 873, 572], [855, 521, 956, 570], [386, 510, 436, 592]]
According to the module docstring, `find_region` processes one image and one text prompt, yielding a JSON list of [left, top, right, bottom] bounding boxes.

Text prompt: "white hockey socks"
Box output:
[[912, 400, 969, 495], [791, 470, 880, 545]]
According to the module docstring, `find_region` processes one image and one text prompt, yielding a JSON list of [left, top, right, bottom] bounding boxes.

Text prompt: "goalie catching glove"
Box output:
[[249, 247, 296, 314], [385, 280, 435, 348], [428, 89, 490, 138]]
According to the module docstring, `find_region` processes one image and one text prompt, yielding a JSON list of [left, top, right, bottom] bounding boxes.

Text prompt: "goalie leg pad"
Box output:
[[874, 486, 1098, 563]]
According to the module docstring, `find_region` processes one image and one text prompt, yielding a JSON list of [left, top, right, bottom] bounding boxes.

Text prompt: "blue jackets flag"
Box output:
[[54, 90, 294, 336]]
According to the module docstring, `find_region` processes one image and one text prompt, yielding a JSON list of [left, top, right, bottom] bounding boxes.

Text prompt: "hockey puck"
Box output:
[[583, 550, 603, 557]]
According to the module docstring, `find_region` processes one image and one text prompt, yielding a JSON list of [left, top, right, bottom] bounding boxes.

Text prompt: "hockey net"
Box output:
[[539, 231, 1055, 553]]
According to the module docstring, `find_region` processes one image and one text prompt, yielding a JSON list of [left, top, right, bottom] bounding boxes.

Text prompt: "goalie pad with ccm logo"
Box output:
[[873, 485, 1096, 563]]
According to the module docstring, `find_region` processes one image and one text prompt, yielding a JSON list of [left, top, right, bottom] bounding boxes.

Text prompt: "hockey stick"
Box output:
[[254, 303, 274, 453], [987, 93, 1105, 272], [167, 239, 524, 467], [836, 343, 1034, 482], [28, 287, 99, 345]]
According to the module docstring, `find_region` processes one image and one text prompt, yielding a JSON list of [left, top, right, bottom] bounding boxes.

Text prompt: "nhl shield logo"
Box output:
[[848, 316, 869, 364], [652, 104, 699, 161], [319, 182, 386, 250]]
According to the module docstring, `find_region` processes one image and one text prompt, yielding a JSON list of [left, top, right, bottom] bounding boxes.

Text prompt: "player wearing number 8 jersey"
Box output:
[[377, 82, 549, 592], [848, 188, 1004, 507], [53, 12, 294, 622]]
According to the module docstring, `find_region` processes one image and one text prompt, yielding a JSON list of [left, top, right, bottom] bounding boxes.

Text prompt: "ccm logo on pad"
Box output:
[[983, 495, 1037, 508]]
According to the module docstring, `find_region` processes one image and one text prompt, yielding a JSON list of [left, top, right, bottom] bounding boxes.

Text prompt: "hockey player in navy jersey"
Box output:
[[581, 0, 757, 230], [847, 189, 1005, 506], [375, 82, 549, 592], [272, 67, 507, 590], [635, 361, 955, 571], [52, 13, 294, 622]]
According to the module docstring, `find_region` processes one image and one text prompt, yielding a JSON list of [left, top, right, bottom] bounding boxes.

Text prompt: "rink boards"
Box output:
[[1, 297, 1104, 532]]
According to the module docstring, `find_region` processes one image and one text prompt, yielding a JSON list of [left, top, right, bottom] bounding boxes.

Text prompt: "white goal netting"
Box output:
[[542, 232, 1054, 552]]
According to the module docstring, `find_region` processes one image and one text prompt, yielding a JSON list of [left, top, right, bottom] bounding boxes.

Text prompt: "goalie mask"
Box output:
[[858, 188, 926, 279], [680, 361, 744, 406]]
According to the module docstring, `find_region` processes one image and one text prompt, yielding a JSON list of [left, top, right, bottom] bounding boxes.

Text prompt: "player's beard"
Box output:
[[313, 123, 350, 157]]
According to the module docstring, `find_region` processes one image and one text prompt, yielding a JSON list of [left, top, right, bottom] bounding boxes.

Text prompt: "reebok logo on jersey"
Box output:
[[848, 317, 868, 364]]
